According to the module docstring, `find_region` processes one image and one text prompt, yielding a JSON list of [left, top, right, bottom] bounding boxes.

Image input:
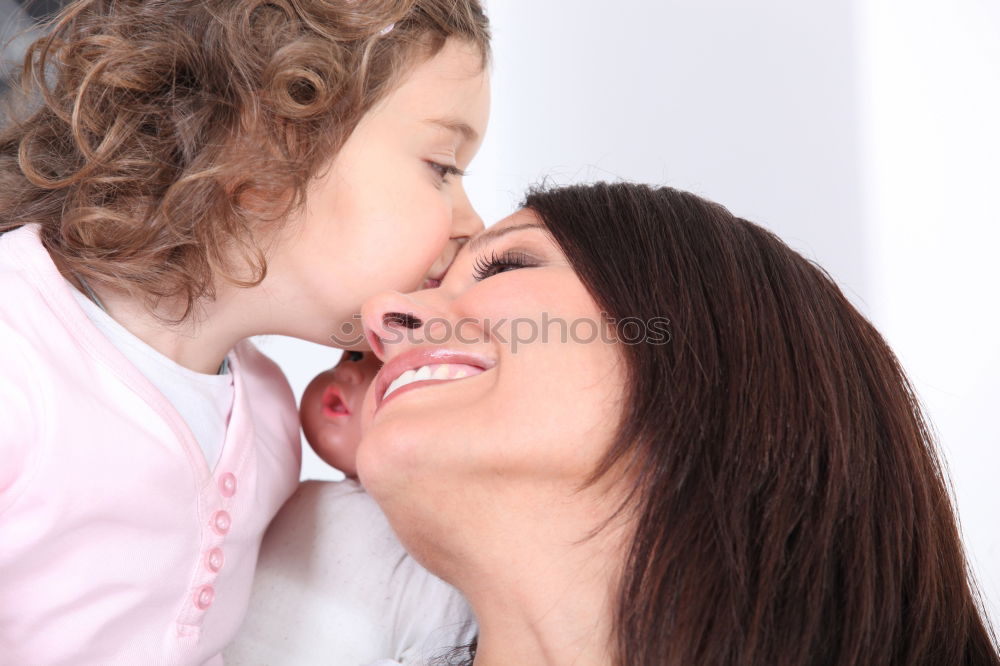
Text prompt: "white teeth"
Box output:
[[383, 369, 415, 399], [383, 377, 405, 399], [382, 367, 423, 402], [381, 363, 476, 402]]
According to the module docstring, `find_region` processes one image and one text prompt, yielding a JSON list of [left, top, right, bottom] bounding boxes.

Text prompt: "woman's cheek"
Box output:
[[468, 269, 592, 327]]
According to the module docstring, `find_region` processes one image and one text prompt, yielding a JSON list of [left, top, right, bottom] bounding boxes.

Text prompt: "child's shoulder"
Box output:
[[0, 227, 43, 308], [0, 270, 50, 373], [0, 225, 78, 340], [232, 338, 296, 403]]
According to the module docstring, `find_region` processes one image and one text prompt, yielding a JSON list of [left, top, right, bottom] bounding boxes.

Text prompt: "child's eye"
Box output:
[[346, 351, 364, 362], [427, 160, 465, 184], [472, 249, 534, 281]]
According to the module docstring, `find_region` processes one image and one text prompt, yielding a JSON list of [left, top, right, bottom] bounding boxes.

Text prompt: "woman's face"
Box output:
[[356, 210, 627, 565]]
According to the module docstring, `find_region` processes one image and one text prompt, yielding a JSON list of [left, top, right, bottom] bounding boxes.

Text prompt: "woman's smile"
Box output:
[[371, 347, 495, 413]]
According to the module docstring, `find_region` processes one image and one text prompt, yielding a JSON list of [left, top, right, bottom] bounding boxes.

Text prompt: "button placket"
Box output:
[[206, 547, 225, 573], [211, 509, 231, 535], [194, 585, 215, 610], [191, 472, 239, 618], [219, 472, 237, 498]]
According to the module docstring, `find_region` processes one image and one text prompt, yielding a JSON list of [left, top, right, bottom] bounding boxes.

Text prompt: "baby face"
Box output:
[[300, 351, 383, 477]]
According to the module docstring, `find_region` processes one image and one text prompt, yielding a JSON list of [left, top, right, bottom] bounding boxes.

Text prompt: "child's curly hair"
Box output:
[[0, 0, 490, 322]]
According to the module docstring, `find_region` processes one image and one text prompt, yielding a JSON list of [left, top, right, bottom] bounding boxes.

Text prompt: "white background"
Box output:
[[0, 0, 994, 639], [249, 0, 1000, 623]]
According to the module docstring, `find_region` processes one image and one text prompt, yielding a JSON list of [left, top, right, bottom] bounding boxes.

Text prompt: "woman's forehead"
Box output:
[[487, 208, 538, 231], [465, 209, 546, 253]]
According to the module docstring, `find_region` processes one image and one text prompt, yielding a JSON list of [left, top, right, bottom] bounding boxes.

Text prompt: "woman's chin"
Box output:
[[356, 439, 458, 575], [356, 411, 442, 491], [354, 430, 401, 497]]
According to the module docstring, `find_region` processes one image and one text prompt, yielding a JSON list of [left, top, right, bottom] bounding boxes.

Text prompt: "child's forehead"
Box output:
[[379, 41, 490, 128]]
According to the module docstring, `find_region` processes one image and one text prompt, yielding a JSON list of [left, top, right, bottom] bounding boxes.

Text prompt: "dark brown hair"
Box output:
[[514, 182, 998, 665], [0, 0, 489, 321]]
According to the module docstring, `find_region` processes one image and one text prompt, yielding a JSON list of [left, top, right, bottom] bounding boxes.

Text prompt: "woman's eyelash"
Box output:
[[472, 249, 533, 281], [427, 161, 465, 182]]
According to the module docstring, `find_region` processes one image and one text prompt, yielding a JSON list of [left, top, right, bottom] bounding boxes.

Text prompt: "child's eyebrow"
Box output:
[[425, 117, 479, 144]]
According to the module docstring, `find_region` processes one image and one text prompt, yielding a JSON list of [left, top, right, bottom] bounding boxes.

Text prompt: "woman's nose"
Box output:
[[361, 290, 441, 361]]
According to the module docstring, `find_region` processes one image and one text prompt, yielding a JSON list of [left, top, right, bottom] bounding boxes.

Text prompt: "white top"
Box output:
[[69, 285, 234, 470], [225, 479, 477, 666]]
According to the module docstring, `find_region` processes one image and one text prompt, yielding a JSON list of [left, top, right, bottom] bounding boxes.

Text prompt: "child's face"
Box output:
[[266, 38, 491, 347], [300, 351, 383, 477]]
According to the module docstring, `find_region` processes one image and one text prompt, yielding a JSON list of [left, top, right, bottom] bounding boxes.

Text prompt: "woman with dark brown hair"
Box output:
[[356, 182, 1000, 665]]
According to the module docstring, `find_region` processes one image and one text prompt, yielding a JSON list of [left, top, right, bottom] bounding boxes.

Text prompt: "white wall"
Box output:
[[857, 0, 1000, 624], [264, 0, 998, 623]]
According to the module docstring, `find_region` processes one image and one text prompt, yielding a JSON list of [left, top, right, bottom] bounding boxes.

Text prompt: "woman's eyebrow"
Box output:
[[467, 223, 543, 254]]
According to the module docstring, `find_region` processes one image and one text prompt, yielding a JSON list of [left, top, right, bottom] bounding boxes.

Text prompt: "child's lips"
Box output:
[[321, 385, 351, 419]]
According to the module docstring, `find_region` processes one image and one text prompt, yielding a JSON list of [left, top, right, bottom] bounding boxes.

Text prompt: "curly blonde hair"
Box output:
[[0, 0, 490, 322]]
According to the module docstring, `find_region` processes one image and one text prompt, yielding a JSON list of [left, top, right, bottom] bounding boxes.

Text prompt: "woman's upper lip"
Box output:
[[374, 347, 495, 409]]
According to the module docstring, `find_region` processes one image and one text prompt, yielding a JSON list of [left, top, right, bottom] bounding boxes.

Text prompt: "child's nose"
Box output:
[[452, 184, 485, 238]]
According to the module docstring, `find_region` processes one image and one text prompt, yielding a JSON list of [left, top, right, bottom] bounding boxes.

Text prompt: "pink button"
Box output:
[[218, 473, 237, 498], [194, 585, 215, 610], [212, 510, 231, 535], [206, 547, 225, 573]]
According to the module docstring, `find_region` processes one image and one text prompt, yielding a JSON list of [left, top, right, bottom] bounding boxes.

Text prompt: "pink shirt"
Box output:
[[0, 224, 302, 664]]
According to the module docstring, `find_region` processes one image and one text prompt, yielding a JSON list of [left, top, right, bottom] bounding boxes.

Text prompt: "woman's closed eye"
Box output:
[[472, 249, 536, 281]]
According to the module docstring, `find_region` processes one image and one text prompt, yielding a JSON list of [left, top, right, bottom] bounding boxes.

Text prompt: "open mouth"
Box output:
[[374, 350, 495, 412], [322, 385, 351, 419], [381, 363, 485, 403]]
